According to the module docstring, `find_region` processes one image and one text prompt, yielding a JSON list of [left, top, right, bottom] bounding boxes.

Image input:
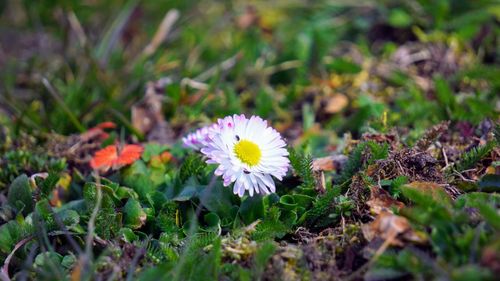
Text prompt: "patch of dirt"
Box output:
[[47, 127, 110, 170], [368, 147, 444, 184], [299, 226, 366, 280]]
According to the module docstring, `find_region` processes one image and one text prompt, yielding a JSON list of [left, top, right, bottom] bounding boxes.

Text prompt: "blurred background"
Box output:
[[0, 0, 499, 156]]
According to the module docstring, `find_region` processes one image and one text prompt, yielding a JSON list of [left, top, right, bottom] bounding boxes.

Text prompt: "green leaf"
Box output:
[[7, 174, 34, 215], [40, 173, 60, 198], [123, 173, 155, 202], [434, 77, 456, 115], [278, 195, 297, 211], [327, 58, 362, 74], [0, 221, 17, 254], [119, 227, 138, 242], [83, 182, 115, 211], [34, 252, 63, 268], [239, 195, 265, 224], [172, 182, 200, 201], [459, 192, 500, 230], [449, 141, 494, 174], [251, 206, 289, 241], [199, 182, 236, 220], [388, 9, 412, 28], [401, 183, 451, 209], [123, 198, 147, 229], [336, 142, 368, 186], [58, 209, 80, 228], [204, 212, 221, 228], [478, 174, 500, 192], [279, 209, 298, 226], [291, 194, 314, 209], [61, 254, 77, 270]]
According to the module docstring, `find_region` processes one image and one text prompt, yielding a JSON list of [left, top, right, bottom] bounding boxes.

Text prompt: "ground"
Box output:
[[0, 1, 499, 280]]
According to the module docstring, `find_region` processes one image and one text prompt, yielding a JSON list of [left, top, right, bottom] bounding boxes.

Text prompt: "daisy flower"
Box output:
[[201, 114, 289, 197], [182, 123, 220, 150]]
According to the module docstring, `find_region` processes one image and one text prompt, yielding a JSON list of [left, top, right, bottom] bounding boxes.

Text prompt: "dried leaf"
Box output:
[[237, 6, 259, 29], [362, 210, 427, 247], [415, 121, 450, 151], [131, 79, 175, 144], [312, 154, 348, 172], [366, 186, 404, 215], [324, 94, 348, 114]]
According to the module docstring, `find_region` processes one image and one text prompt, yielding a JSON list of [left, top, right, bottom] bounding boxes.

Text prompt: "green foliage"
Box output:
[[0, 218, 34, 256], [449, 141, 495, 174], [403, 187, 476, 261], [0, 150, 66, 188], [39, 173, 60, 198], [366, 141, 389, 164], [288, 147, 315, 190], [302, 186, 343, 230], [251, 206, 290, 241], [7, 174, 34, 215], [83, 182, 122, 239], [388, 176, 408, 199], [179, 154, 207, 183], [123, 198, 147, 229], [478, 174, 500, 193], [252, 242, 277, 279], [434, 76, 457, 119], [156, 201, 182, 235], [34, 199, 80, 232], [239, 195, 265, 225], [377, 187, 500, 278], [336, 140, 387, 186], [199, 182, 238, 223], [337, 143, 367, 185]]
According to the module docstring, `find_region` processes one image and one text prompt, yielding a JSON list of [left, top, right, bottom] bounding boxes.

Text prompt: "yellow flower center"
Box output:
[[233, 139, 261, 166]]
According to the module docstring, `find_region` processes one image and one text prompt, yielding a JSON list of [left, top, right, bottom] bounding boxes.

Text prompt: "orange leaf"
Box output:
[[160, 151, 173, 163], [90, 145, 118, 170], [95, 121, 117, 130], [90, 144, 143, 171], [115, 144, 144, 166]]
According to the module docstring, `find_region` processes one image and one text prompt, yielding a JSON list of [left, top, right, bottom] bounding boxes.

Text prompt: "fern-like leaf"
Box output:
[[302, 186, 342, 229], [451, 141, 495, 174], [288, 148, 315, 190], [251, 207, 289, 241], [336, 142, 368, 185], [366, 141, 389, 164]]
